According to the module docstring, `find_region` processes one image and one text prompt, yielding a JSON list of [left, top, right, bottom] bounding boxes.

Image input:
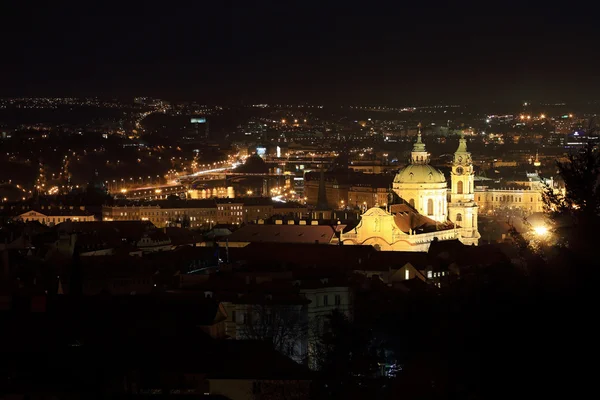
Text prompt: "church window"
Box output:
[[456, 213, 462, 222], [409, 199, 415, 208], [457, 181, 463, 194], [427, 199, 434, 216]]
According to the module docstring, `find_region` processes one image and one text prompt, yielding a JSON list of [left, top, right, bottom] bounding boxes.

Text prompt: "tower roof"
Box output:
[[413, 124, 426, 153], [456, 135, 468, 153]]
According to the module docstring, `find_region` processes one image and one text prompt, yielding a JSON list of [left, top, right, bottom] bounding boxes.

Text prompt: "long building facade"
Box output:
[[102, 198, 307, 228]]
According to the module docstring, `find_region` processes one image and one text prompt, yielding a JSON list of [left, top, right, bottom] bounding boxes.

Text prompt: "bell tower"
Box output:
[[448, 136, 480, 245]]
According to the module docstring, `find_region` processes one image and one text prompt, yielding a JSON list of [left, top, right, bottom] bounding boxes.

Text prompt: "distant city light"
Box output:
[[533, 226, 549, 236]]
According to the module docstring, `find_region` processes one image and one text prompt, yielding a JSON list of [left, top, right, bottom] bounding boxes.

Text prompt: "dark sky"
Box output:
[[1, 1, 599, 105]]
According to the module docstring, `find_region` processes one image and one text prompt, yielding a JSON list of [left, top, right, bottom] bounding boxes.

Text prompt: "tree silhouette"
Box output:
[[239, 303, 308, 362], [542, 141, 600, 259]]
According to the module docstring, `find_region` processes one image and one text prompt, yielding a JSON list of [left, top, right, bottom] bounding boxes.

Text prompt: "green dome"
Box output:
[[394, 164, 446, 184]]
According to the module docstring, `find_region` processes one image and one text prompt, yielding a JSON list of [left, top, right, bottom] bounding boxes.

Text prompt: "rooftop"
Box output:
[[225, 224, 337, 244]]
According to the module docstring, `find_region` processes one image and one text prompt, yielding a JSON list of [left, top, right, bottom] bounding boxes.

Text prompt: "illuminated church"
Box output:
[[340, 130, 480, 251]]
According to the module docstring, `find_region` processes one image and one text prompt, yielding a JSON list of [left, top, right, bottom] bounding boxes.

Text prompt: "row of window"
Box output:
[[479, 195, 539, 203], [317, 294, 342, 307], [427, 271, 447, 278]]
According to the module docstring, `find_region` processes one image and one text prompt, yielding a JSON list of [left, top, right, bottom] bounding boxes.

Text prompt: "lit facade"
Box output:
[[474, 188, 544, 213], [392, 132, 448, 223], [102, 198, 306, 228], [341, 132, 480, 252], [15, 207, 95, 225], [447, 136, 480, 245]]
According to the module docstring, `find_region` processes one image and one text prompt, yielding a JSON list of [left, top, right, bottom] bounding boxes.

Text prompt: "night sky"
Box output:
[[1, 1, 599, 105]]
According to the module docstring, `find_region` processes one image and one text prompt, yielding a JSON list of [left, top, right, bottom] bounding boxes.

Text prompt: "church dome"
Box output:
[[394, 128, 446, 184], [394, 164, 446, 184]]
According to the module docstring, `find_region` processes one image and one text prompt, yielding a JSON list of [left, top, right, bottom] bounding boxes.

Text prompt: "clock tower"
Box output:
[[448, 136, 480, 245]]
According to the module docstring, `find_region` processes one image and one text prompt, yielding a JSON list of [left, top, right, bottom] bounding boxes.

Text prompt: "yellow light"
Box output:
[[519, 115, 525, 120], [569, 114, 573, 118], [533, 226, 548, 236], [526, 115, 531, 120], [540, 114, 545, 119], [121, 189, 127, 193], [281, 119, 286, 124]]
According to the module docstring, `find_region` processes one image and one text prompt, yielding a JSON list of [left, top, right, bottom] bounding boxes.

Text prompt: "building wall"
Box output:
[[244, 204, 274, 223], [348, 186, 389, 209], [216, 202, 245, 224], [301, 285, 353, 369], [16, 210, 95, 225], [392, 182, 448, 223], [103, 205, 215, 228], [348, 164, 387, 174], [474, 188, 544, 213], [188, 186, 235, 199]]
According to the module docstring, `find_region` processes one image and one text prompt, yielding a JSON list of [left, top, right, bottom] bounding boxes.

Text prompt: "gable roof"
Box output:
[[391, 204, 455, 233]]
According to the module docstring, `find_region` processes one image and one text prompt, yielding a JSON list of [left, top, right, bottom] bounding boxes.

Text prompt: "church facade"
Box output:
[[340, 131, 480, 252]]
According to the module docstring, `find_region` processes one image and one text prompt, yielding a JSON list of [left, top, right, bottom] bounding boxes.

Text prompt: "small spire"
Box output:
[[456, 134, 468, 153], [412, 122, 427, 153]]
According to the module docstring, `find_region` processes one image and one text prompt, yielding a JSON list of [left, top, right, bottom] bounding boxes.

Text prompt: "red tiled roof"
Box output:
[[231, 242, 426, 271], [224, 224, 336, 244], [391, 204, 455, 233]]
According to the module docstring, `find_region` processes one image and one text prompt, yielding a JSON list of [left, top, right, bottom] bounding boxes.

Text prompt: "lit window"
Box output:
[[427, 271, 432, 279], [405, 269, 410, 280]]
